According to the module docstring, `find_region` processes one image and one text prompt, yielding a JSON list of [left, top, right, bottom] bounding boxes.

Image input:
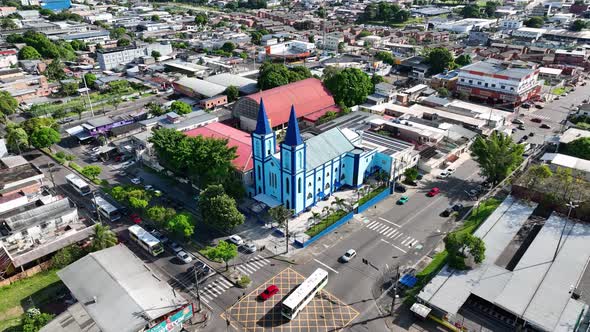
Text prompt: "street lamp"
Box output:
[[553, 201, 579, 262]]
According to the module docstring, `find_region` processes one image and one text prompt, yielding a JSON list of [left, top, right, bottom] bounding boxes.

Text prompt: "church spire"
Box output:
[[284, 105, 303, 146], [254, 98, 272, 135]]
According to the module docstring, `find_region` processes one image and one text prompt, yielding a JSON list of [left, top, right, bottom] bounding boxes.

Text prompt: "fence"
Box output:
[[0, 261, 53, 287], [357, 187, 391, 213], [294, 211, 354, 248]]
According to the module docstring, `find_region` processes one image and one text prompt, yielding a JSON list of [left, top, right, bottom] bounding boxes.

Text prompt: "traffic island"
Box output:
[[222, 267, 359, 331]]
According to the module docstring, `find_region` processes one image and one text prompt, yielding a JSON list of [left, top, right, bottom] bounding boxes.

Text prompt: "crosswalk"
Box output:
[[234, 255, 271, 276], [524, 113, 551, 121], [364, 220, 419, 248], [199, 276, 233, 303]]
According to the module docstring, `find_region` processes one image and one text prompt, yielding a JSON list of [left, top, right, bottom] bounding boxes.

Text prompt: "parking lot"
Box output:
[[224, 267, 359, 332]]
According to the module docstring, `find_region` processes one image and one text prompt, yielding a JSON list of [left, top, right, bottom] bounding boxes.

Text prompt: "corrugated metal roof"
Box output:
[[305, 128, 354, 170]]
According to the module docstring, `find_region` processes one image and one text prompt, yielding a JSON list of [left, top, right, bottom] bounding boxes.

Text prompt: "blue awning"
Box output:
[[399, 274, 418, 288], [317, 192, 325, 199], [253, 194, 282, 208]]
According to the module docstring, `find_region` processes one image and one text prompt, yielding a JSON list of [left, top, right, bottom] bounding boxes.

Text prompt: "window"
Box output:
[[341, 174, 346, 180], [484, 83, 488, 87], [308, 182, 312, 187], [325, 183, 330, 189], [257, 166, 261, 180], [307, 193, 312, 199], [461, 78, 465, 82], [501, 85, 506, 89], [335, 167, 338, 173], [477, 81, 481, 85], [469, 80, 473, 84], [298, 178, 302, 193], [286, 178, 290, 194], [317, 176, 321, 182], [510, 87, 515, 91], [326, 172, 330, 177]]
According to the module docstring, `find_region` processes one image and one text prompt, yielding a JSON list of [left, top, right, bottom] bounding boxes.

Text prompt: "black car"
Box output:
[[395, 183, 407, 193], [442, 207, 454, 217], [452, 203, 464, 211]]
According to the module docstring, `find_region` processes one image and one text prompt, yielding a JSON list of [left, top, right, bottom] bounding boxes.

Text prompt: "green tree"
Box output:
[[324, 67, 373, 107], [60, 81, 79, 96], [22, 308, 54, 332], [151, 50, 161, 60], [110, 26, 126, 39], [445, 232, 485, 269], [166, 213, 195, 238], [18, 46, 41, 60], [129, 197, 149, 209], [269, 205, 294, 253], [562, 137, 590, 159], [81, 165, 101, 179], [151, 14, 160, 22], [6, 127, 28, 153], [524, 16, 544, 28], [257, 62, 312, 90], [426, 47, 455, 74], [199, 184, 245, 231], [484, 1, 500, 18], [470, 132, 524, 185], [570, 19, 587, 31], [371, 74, 384, 88], [72, 105, 84, 119], [225, 85, 239, 102], [117, 38, 131, 47], [404, 168, 419, 182], [525, 164, 553, 191], [375, 50, 395, 65], [21, 117, 58, 135], [148, 102, 165, 116], [109, 96, 122, 111], [147, 206, 176, 225], [0, 90, 18, 117], [338, 42, 346, 53], [51, 244, 85, 268], [455, 54, 472, 67], [194, 13, 207, 25], [83, 73, 96, 87], [358, 30, 371, 38], [108, 80, 129, 94], [461, 4, 481, 18], [437, 87, 450, 97], [45, 59, 66, 81], [0, 18, 17, 30], [205, 240, 237, 270], [90, 224, 117, 252], [30, 127, 61, 150], [250, 31, 263, 45], [170, 100, 192, 115], [70, 39, 87, 51], [221, 42, 236, 53]]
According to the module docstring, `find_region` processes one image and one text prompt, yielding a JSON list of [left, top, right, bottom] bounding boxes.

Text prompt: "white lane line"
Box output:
[[408, 240, 419, 247], [367, 221, 380, 230], [248, 260, 264, 269], [235, 265, 250, 275], [256, 255, 271, 264], [314, 258, 339, 274], [200, 294, 211, 303], [243, 263, 257, 273], [375, 224, 388, 232], [371, 223, 384, 231], [203, 285, 221, 296], [379, 217, 401, 227], [366, 220, 379, 229], [380, 238, 390, 244], [401, 237, 413, 245], [217, 278, 233, 288], [384, 229, 397, 237], [393, 233, 404, 240], [379, 226, 391, 234], [393, 244, 407, 253]]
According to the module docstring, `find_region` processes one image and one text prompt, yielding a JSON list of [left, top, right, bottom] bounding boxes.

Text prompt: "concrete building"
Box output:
[[512, 27, 546, 41], [437, 18, 495, 34], [541, 153, 590, 181], [173, 76, 227, 99], [324, 32, 344, 51], [97, 46, 145, 70], [456, 59, 541, 107], [499, 17, 523, 30], [0, 156, 45, 214], [0, 50, 17, 69]]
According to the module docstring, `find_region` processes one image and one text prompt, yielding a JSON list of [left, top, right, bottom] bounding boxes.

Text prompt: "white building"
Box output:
[[437, 18, 495, 34], [512, 27, 546, 40], [324, 32, 344, 51], [145, 42, 173, 57], [97, 46, 146, 70], [0, 50, 17, 69], [500, 17, 523, 30]]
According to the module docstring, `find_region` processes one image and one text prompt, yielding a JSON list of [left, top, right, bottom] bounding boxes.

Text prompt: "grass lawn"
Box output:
[[0, 317, 21, 332], [357, 186, 387, 207], [305, 209, 349, 237], [552, 87, 566, 95], [403, 198, 501, 303]]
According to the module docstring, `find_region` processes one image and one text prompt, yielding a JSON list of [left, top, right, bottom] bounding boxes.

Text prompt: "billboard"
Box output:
[[147, 304, 194, 332]]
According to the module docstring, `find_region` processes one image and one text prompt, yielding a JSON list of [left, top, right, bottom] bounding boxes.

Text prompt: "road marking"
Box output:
[[380, 238, 390, 244], [384, 228, 397, 237], [393, 233, 404, 240], [366, 220, 378, 228], [408, 240, 419, 247], [235, 265, 250, 275], [248, 260, 264, 269], [401, 236, 412, 245], [256, 255, 270, 264], [367, 221, 380, 229], [393, 245, 407, 253], [379, 217, 401, 227], [379, 226, 391, 234], [314, 258, 339, 274]]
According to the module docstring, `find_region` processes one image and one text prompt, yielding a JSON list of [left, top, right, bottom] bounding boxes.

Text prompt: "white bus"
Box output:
[[128, 225, 164, 256], [93, 196, 121, 222], [281, 268, 329, 320], [65, 173, 91, 196]]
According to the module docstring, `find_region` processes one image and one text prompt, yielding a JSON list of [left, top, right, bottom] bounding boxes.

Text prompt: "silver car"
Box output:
[[340, 249, 357, 263]]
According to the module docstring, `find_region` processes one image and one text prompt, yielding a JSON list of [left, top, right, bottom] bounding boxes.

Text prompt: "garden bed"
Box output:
[[357, 186, 388, 207], [305, 209, 349, 237]]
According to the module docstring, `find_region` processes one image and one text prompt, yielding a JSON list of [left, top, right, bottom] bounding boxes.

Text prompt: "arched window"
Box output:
[[341, 174, 346, 180], [257, 166, 261, 180], [307, 193, 312, 199], [286, 200, 290, 209], [286, 178, 290, 194], [258, 186, 261, 194], [298, 178, 302, 193], [327, 172, 330, 177], [325, 183, 330, 189]]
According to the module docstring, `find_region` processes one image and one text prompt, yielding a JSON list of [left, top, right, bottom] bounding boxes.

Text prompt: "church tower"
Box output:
[[252, 99, 276, 196], [280, 106, 306, 213]]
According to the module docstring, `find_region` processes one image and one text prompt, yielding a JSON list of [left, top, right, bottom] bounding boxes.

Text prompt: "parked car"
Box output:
[[512, 119, 525, 125], [442, 207, 454, 217], [144, 185, 153, 190], [130, 213, 141, 224], [530, 118, 542, 123], [437, 171, 451, 179], [169, 242, 183, 254], [339, 249, 357, 263], [130, 178, 141, 185], [427, 187, 441, 197], [258, 285, 279, 301], [394, 183, 407, 193], [540, 124, 551, 129], [521, 103, 531, 109], [177, 251, 192, 264], [151, 230, 169, 244], [452, 203, 464, 211], [518, 124, 526, 130], [244, 242, 257, 253], [535, 104, 544, 109], [228, 235, 244, 246], [528, 132, 535, 137], [397, 196, 409, 205]]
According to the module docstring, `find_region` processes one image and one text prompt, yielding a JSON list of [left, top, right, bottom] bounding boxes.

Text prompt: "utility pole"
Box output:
[[553, 201, 578, 262], [47, 162, 56, 189], [390, 265, 399, 316], [193, 267, 202, 312], [82, 73, 95, 117]]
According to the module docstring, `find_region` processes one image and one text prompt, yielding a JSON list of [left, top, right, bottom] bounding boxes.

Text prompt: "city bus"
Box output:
[[93, 195, 121, 222], [127, 225, 164, 256], [281, 268, 329, 320], [65, 173, 91, 196]]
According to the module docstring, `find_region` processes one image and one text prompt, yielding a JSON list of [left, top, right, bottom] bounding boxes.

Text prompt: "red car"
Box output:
[[130, 213, 141, 224], [427, 187, 440, 197], [258, 285, 279, 301]]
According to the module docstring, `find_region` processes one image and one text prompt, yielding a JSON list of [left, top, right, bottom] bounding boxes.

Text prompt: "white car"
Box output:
[[144, 184, 153, 190], [244, 242, 257, 253], [177, 251, 192, 264], [445, 168, 455, 174], [340, 249, 357, 263], [437, 171, 450, 179], [91, 146, 101, 152], [130, 178, 141, 185], [228, 235, 244, 246]]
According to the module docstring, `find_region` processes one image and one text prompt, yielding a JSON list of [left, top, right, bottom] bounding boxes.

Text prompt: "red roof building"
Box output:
[[233, 78, 338, 132], [184, 122, 253, 173]]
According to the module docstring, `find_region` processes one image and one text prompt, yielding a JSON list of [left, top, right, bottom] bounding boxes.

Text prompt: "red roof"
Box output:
[[0, 50, 17, 56], [184, 122, 253, 172], [246, 78, 336, 127]]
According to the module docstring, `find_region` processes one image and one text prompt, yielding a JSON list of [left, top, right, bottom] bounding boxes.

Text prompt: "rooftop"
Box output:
[[304, 128, 355, 170], [459, 59, 536, 80], [0, 159, 43, 190], [174, 76, 227, 98]]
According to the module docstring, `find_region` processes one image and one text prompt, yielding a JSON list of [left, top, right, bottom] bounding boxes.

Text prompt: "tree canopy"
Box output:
[[198, 184, 245, 231], [90, 224, 117, 252], [18, 46, 41, 60], [359, 2, 410, 24], [455, 54, 472, 67], [0, 90, 18, 117], [561, 137, 590, 160], [117, 38, 131, 47], [166, 213, 195, 238], [8, 30, 76, 60], [170, 100, 192, 115], [81, 165, 101, 180], [375, 51, 395, 65], [45, 59, 66, 81], [324, 67, 373, 107], [470, 132, 524, 185], [570, 19, 588, 32], [225, 85, 239, 102], [524, 16, 544, 28], [147, 206, 176, 226], [6, 127, 28, 153], [445, 232, 486, 269], [202, 240, 237, 270], [194, 13, 207, 25], [83, 73, 97, 87], [257, 62, 312, 90], [426, 47, 455, 74], [30, 127, 61, 150]]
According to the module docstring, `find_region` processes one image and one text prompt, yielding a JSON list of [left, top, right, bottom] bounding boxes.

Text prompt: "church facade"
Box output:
[[251, 99, 394, 214]]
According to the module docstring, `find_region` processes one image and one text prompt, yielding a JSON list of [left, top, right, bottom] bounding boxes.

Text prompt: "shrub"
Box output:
[[237, 275, 251, 288], [305, 209, 348, 237], [52, 244, 86, 268]]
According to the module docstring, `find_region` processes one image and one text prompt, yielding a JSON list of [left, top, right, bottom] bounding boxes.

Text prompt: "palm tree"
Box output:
[[331, 197, 347, 212], [90, 224, 117, 252], [308, 211, 322, 226], [269, 206, 294, 253]]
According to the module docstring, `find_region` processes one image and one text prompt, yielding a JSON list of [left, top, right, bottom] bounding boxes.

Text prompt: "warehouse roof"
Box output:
[[174, 77, 227, 98]]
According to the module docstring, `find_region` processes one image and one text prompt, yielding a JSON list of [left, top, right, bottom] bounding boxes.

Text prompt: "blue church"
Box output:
[[251, 99, 394, 214]]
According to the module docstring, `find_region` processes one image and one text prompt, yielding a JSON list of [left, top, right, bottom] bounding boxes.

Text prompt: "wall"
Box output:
[[0, 261, 52, 287], [357, 187, 391, 213], [295, 211, 354, 248]]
